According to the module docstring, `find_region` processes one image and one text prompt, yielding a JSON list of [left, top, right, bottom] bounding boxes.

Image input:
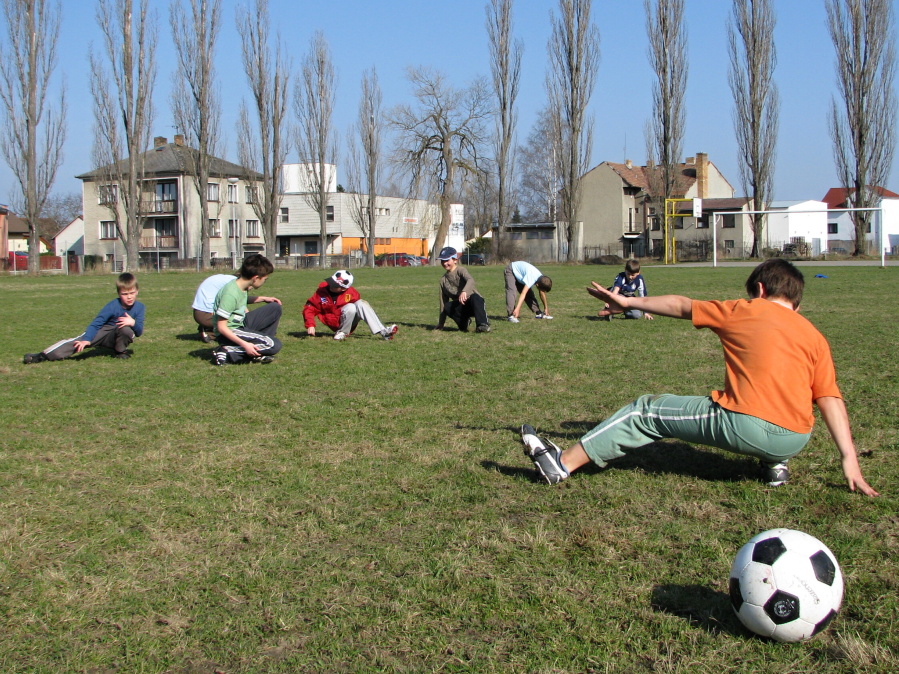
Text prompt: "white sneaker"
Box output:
[[508, 315, 520, 323], [535, 312, 553, 320], [334, 331, 347, 341], [520, 424, 569, 485], [382, 325, 398, 340]]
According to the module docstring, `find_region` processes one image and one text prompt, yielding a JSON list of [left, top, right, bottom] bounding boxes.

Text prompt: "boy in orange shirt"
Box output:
[[520, 259, 878, 496]]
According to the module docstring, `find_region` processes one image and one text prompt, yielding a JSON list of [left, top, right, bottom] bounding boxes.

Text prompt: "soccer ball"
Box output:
[[728, 528, 843, 642], [330, 270, 354, 289]]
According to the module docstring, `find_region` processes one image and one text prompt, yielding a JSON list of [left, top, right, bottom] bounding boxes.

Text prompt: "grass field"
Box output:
[[1, 263, 896, 673]]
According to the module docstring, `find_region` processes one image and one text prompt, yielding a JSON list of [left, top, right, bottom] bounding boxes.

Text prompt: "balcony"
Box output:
[[140, 199, 178, 215], [140, 234, 179, 249]]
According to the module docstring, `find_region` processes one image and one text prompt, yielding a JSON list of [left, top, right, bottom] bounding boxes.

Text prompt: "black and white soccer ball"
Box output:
[[330, 270, 354, 290], [729, 528, 843, 642]]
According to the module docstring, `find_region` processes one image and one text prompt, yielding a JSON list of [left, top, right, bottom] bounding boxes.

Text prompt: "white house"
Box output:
[[54, 215, 84, 256], [276, 163, 443, 259], [822, 187, 899, 254], [766, 200, 828, 255]]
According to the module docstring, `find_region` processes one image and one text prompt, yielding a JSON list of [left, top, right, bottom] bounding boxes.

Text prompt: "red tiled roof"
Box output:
[[821, 186, 898, 209], [603, 160, 700, 198]]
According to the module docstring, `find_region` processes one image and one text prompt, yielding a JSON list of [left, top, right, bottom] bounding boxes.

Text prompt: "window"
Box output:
[[722, 214, 736, 229], [227, 183, 238, 203], [228, 219, 240, 238], [207, 183, 220, 202], [280, 207, 289, 223], [245, 185, 258, 204], [375, 207, 391, 216], [100, 221, 117, 239], [828, 222, 838, 234], [98, 184, 118, 205], [650, 217, 661, 231], [724, 240, 735, 249], [326, 205, 334, 222], [246, 220, 260, 238], [697, 216, 709, 229], [209, 219, 221, 238], [674, 218, 684, 230]]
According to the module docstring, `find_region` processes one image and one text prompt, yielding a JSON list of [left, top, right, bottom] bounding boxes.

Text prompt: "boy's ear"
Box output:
[[753, 282, 767, 299]]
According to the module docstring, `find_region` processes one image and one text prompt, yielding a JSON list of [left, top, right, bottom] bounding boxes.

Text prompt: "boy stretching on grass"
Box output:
[[521, 259, 878, 496], [211, 254, 282, 366], [24, 272, 145, 362]]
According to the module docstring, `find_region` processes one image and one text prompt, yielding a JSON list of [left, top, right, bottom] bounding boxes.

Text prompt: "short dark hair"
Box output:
[[116, 272, 138, 291], [536, 275, 552, 292], [624, 259, 641, 274], [745, 259, 804, 307], [238, 254, 274, 280]]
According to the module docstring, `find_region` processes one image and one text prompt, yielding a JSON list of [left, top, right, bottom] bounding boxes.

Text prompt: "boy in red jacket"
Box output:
[[303, 270, 398, 341]]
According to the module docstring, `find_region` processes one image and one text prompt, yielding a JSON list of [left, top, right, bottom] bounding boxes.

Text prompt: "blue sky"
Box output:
[[2, 0, 896, 210]]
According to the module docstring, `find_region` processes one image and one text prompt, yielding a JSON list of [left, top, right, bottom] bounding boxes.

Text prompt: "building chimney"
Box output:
[[174, 134, 184, 146], [685, 156, 695, 166], [625, 159, 633, 169], [154, 136, 167, 148], [696, 152, 709, 199]]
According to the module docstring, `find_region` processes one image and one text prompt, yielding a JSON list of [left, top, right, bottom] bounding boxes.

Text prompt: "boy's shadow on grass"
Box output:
[[287, 321, 432, 339], [650, 584, 744, 637], [482, 423, 757, 484]]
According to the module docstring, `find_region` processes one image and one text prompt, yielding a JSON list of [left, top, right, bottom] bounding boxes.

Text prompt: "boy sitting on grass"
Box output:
[[597, 258, 653, 320], [24, 272, 145, 362], [303, 270, 398, 341], [211, 254, 282, 366], [521, 259, 878, 496]]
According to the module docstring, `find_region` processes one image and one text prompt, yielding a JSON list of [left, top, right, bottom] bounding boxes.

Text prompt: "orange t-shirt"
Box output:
[[692, 298, 841, 433]]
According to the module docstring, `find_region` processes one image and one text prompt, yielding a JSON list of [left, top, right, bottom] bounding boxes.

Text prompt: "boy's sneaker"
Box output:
[[251, 355, 274, 364], [520, 424, 570, 485], [333, 331, 347, 341], [508, 315, 520, 323], [23, 352, 47, 364], [382, 325, 398, 340], [476, 324, 491, 333], [212, 349, 228, 366], [761, 461, 790, 487], [535, 312, 553, 319], [198, 325, 213, 343]]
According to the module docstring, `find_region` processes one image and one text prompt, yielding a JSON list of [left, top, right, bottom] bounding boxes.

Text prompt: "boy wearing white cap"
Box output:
[[436, 247, 490, 333]]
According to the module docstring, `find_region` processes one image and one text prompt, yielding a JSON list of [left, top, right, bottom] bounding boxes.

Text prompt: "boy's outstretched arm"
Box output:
[[587, 282, 692, 319], [816, 396, 879, 496]]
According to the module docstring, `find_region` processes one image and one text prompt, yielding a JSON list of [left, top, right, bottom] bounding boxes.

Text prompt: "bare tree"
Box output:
[[295, 31, 338, 267], [90, 0, 157, 272], [487, 0, 522, 257], [0, 0, 66, 273], [236, 0, 289, 258], [547, 0, 599, 262], [728, 0, 779, 259], [390, 67, 491, 263], [40, 190, 82, 236], [171, 0, 222, 267], [644, 0, 687, 261], [345, 68, 383, 268], [827, 0, 897, 256], [517, 106, 559, 223]]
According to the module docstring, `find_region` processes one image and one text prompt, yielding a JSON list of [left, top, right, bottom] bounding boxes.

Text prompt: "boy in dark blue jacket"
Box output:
[[24, 273, 146, 362]]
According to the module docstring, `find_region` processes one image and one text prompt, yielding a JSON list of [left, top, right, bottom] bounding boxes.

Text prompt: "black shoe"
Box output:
[[521, 424, 570, 485], [198, 325, 213, 343], [761, 461, 789, 487], [212, 348, 228, 366], [113, 352, 131, 360], [23, 352, 46, 364], [251, 355, 274, 364], [476, 324, 491, 333]]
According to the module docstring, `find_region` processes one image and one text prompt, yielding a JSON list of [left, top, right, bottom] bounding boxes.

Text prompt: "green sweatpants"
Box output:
[[580, 394, 811, 467]]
